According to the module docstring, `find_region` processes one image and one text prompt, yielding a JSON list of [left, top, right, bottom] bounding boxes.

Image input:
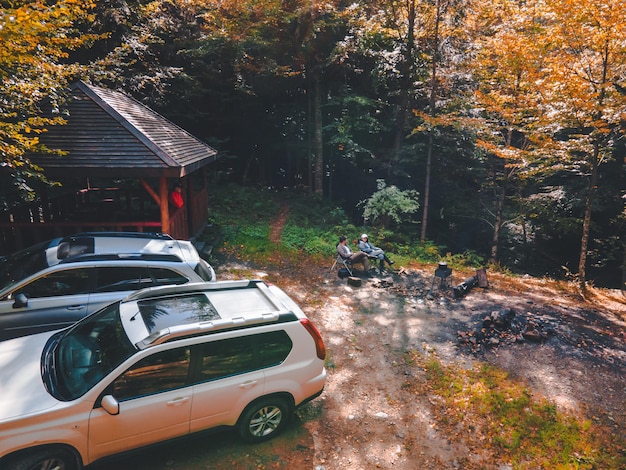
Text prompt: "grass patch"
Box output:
[[406, 351, 625, 469]]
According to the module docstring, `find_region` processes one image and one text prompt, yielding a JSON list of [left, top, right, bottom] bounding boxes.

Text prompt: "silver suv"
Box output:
[[0, 232, 216, 341], [0, 280, 326, 470]]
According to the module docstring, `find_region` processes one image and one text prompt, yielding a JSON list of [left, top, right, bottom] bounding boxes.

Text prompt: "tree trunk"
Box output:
[[490, 177, 506, 264], [392, 0, 415, 175], [577, 144, 599, 290], [420, 0, 441, 242], [306, 67, 314, 195], [489, 128, 513, 264], [313, 68, 324, 196], [242, 156, 254, 186], [622, 237, 626, 293], [421, 134, 433, 241], [578, 43, 609, 291]]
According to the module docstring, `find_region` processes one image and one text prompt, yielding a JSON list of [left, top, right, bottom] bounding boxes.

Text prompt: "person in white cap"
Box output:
[[358, 234, 394, 272]]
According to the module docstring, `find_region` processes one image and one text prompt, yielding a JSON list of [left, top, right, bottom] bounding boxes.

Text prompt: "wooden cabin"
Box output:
[[0, 81, 218, 254]]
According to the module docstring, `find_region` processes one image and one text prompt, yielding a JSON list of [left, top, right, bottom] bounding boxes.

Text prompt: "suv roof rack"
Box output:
[[56, 232, 175, 260], [136, 311, 294, 349], [59, 253, 183, 264], [62, 232, 173, 240], [125, 279, 266, 301], [125, 280, 299, 348]]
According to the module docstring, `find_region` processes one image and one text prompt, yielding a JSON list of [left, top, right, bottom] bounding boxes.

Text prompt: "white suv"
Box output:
[[0, 232, 216, 341], [0, 280, 326, 470]]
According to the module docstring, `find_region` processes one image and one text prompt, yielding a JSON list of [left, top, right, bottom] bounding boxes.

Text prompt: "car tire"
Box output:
[[237, 397, 291, 443], [8, 448, 78, 470]]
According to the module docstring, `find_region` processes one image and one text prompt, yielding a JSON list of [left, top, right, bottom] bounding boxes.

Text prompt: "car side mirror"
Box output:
[[13, 293, 28, 309], [101, 395, 120, 415]]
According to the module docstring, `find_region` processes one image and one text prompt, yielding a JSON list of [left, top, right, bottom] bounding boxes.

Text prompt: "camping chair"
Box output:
[[330, 253, 354, 276]]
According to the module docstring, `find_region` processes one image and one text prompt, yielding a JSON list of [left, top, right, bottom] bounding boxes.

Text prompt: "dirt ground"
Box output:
[[97, 260, 626, 470]]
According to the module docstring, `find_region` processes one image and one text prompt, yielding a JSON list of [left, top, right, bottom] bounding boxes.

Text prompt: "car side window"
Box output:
[[17, 268, 91, 298], [111, 347, 191, 401], [195, 331, 292, 383], [94, 267, 153, 293], [256, 330, 293, 366], [149, 267, 189, 286]]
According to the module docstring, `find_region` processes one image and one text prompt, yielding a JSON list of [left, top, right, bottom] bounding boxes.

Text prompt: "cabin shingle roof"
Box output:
[[31, 81, 218, 178]]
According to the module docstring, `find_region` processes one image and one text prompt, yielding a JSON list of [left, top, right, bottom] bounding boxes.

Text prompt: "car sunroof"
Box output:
[[138, 294, 221, 334]]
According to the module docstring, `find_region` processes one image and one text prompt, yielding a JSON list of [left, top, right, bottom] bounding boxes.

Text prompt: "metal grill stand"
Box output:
[[431, 261, 452, 291]]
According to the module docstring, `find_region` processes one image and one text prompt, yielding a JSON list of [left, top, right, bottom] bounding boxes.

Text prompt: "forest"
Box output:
[[0, 0, 624, 289]]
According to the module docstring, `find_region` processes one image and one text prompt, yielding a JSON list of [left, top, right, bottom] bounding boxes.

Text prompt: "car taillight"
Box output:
[[300, 318, 326, 360]]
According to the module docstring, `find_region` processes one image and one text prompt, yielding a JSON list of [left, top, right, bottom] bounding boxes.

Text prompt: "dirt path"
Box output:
[[269, 204, 289, 243], [94, 204, 626, 469], [95, 261, 626, 470]]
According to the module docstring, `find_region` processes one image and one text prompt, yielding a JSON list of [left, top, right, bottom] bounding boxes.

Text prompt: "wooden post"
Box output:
[[159, 177, 169, 234], [476, 268, 489, 288]]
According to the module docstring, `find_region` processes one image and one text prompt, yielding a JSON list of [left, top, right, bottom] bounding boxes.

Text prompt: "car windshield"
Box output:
[[0, 240, 54, 292], [48, 302, 136, 401]]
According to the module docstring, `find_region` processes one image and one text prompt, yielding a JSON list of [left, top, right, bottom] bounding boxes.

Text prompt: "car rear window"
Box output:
[[95, 266, 153, 292], [193, 259, 214, 281], [149, 267, 189, 286]]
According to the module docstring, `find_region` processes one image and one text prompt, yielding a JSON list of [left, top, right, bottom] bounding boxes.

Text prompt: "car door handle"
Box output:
[[238, 380, 258, 390], [167, 397, 190, 406], [66, 305, 86, 310]]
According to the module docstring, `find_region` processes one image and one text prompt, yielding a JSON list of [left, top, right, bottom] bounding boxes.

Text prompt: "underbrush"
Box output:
[[405, 350, 625, 469], [207, 183, 486, 270]]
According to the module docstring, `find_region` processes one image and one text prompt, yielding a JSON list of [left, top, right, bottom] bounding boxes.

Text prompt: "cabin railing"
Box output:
[[0, 185, 209, 255]]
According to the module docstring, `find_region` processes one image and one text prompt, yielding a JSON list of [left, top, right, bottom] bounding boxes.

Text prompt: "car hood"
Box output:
[[0, 332, 59, 420]]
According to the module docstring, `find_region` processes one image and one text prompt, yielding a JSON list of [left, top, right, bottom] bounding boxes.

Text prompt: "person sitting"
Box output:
[[337, 235, 371, 275], [358, 233, 394, 272]]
